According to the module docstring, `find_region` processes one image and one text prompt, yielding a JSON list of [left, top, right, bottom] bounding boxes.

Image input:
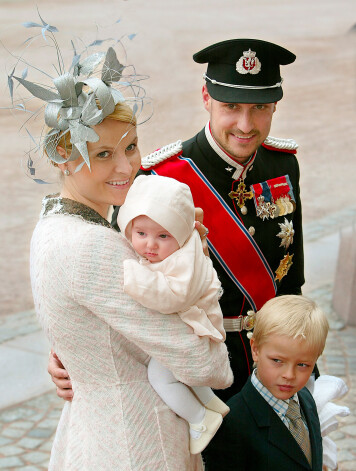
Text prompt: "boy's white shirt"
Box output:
[[123, 229, 226, 342]]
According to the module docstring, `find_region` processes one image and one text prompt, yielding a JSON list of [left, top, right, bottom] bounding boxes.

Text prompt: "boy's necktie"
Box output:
[[286, 399, 312, 466]]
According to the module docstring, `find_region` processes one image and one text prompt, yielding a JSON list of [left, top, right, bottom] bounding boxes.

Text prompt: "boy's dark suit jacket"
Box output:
[[203, 377, 323, 471]]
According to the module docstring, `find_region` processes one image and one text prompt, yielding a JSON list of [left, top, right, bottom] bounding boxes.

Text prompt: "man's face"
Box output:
[[202, 86, 276, 164]]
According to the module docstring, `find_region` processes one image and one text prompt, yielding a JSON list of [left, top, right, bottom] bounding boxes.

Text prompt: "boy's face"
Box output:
[[250, 334, 319, 400], [131, 215, 180, 263]]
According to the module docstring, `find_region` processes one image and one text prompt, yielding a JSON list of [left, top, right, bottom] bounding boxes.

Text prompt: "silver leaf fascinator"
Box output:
[[6, 11, 151, 181]]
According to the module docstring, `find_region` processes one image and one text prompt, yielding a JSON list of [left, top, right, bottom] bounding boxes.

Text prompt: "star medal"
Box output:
[[277, 218, 294, 249], [275, 253, 294, 281], [229, 180, 253, 212]]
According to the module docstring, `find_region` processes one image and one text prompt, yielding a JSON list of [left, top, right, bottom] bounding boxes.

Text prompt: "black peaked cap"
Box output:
[[193, 39, 296, 103]]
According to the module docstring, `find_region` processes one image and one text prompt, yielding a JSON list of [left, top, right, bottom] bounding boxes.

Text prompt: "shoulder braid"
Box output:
[[263, 135, 298, 153], [141, 140, 183, 169]]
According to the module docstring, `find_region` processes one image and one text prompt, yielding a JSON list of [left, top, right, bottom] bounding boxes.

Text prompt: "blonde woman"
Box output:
[[12, 24, 234, 470]]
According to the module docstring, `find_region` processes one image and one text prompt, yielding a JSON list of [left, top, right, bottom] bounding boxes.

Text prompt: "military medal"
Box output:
[[276, 197, 287, 216], [278, 196, 292, 215], [256, 196, 271, 220], [277, 218, 294, 249], [251, 187, 277, 220], [229, 180, 253, 212], [269, 202, 278, 219], [251, 175, 296, 220], [275, 253, 294, 281]]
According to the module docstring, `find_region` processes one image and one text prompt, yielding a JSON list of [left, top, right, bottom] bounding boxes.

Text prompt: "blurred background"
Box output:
[[0, 0, 355, 469]]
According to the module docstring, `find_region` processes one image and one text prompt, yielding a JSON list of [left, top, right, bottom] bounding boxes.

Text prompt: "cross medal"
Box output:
[[229, 180, 253, 213]]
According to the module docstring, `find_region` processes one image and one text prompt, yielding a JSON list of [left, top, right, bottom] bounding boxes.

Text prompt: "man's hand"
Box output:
[[48, 350, 73, 401], [194, 207, 209, 256]]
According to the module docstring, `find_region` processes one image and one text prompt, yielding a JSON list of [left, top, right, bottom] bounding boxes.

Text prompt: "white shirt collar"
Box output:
[[204, 122, 256, 180]]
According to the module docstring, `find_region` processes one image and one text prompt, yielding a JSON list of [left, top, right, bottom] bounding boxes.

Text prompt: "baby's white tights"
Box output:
[[148, 357, 215, 424]]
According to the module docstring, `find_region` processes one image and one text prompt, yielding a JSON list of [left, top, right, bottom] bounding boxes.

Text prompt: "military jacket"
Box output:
[[142, 127, 304, 317], [133, 126, 304, 398]]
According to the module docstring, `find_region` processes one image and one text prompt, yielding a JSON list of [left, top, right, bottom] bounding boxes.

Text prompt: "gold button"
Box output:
[[248, 226, 255, 236], [241, 206, 248, 215]]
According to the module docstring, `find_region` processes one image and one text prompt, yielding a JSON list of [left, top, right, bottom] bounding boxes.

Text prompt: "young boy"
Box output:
[[204, 294, 329, 471], [117, 175, 232, 454]]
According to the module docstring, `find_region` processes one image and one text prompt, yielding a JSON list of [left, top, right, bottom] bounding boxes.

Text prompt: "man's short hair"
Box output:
[[252, 295, 329, 357]]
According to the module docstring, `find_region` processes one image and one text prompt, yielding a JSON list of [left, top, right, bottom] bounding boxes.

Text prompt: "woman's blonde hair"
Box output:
[[48, 101, 136, 160], [252, 295, 329, 357]]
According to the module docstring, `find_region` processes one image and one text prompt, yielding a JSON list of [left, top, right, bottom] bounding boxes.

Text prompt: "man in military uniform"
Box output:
[[136, 39, 304, 401], [49, 39, 305, 402]]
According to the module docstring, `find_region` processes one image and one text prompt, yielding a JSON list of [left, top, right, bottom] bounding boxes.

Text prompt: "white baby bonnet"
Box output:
[[117, 175, 195, 247], [306, 374, 350, 470]]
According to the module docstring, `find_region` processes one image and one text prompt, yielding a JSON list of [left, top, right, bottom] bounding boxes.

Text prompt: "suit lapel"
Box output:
[[267, 403, 311, 469], [242, 379, 311, 470]]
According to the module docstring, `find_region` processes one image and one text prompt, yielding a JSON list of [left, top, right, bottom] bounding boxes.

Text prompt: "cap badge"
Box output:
[[236, 49, 261, 75]]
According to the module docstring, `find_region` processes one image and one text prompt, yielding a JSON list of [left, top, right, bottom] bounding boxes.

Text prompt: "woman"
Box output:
[[27, 42, 233, 469]]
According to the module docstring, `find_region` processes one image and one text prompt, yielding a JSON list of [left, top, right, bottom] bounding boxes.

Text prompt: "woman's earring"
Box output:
[[63, 169, 70, 176]]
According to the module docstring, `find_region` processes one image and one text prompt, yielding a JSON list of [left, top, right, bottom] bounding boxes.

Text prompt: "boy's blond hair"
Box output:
[[252, 295, 329, 357]]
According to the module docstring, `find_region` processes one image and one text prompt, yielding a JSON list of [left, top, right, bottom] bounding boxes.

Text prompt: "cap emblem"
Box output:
[[236, 49, 261, 75]]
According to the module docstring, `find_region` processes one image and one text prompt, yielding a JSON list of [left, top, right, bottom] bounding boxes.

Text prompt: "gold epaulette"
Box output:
[[141, 140, 183, 170]]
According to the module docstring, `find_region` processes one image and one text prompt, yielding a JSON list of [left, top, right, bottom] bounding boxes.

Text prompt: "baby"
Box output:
[[118, 175, 230, 454]]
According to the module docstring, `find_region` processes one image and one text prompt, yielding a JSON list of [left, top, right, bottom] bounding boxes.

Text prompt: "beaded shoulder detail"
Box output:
[[141, 140, 183, 169], [40, 194, 112, 229]]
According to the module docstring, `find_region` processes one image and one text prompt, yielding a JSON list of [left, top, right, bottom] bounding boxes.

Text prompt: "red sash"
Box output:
[[149, 154, 277, 311]]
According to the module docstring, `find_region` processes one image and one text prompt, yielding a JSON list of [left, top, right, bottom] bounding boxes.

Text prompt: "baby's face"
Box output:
[[131, 215, 180, 263]]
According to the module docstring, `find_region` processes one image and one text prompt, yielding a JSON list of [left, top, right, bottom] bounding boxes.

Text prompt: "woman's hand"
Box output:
[[194, 207, 209, 256], [48, 350, 73, 401]]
